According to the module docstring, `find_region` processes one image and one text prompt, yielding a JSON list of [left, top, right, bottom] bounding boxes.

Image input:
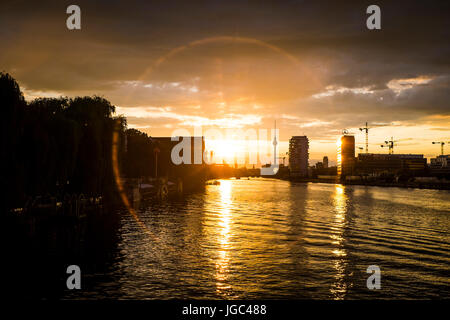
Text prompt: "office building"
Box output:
[[356, 153, 426, 175], [430, 155, 450, 176], [337, 134, 355, 177], [289, 136, 309, 177], [323, 156, 329, 168]]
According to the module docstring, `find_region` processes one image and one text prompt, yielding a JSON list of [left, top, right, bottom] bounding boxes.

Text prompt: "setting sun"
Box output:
[[206, 139, 252, 164]]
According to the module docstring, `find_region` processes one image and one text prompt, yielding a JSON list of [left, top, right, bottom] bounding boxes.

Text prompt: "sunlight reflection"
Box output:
[[215, 180, 233, 294], [330, 184, 351, 300]]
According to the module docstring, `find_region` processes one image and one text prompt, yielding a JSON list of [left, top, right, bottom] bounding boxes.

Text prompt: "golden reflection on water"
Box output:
[[215, 180, 233, 294], [330, 184, 351, 299], [71, 178, 449, 299]]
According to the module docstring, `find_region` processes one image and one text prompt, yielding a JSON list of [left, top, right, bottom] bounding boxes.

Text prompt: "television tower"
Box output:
[[273, 120, 278, 166]]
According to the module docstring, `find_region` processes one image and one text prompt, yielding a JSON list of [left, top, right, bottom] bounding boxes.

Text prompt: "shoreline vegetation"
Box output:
[[1, 71, 129, 298], [1, 72, 126, 212], [1, 71, 192, 213]]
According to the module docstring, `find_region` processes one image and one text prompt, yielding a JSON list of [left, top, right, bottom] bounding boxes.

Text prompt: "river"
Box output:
[[66, 178, 450, 299]]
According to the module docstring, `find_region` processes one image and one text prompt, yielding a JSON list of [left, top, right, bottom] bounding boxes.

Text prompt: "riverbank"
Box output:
[[284, 177, 450, 190]]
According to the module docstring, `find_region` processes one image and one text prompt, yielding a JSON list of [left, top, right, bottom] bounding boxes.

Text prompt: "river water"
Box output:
[[68, 179, 450, 299]]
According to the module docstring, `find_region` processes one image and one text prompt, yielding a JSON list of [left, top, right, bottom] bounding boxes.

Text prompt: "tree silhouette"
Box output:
[[0, 72, 27, 209], [0, 72, 129, 211], [123, 128, 155, 178]]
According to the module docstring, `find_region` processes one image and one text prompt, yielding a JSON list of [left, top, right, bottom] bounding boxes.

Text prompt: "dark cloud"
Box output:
[[0, 0, 449, 142]]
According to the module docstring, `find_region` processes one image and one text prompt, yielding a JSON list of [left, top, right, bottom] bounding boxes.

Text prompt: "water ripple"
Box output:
[[68, 179, 450, 299]]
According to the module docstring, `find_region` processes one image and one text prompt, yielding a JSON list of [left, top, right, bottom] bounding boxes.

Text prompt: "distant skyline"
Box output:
[[1, 1, 449, 162]]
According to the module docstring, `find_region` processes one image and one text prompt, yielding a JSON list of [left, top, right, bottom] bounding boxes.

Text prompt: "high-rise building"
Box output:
[[337, 135, 355, 177], [289, 136, 309, 177], [323, 156, 329, 168]]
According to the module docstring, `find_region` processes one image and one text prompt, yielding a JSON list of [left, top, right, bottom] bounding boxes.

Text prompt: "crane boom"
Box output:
[[432, 141, 450, 156], [380, 137, 397, 154], [359, 122, 370, 153]]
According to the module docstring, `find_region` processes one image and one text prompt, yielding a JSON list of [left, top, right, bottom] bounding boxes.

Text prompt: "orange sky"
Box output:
[[3, 1, 448, 164]]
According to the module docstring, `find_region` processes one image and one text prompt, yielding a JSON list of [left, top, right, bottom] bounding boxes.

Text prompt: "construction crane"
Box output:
[[359, 122, 370, 153], [380, 137, 398, 154], [432, 141, 450, 156]]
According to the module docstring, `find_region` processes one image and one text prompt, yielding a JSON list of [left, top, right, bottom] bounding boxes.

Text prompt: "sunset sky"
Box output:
[[1, 0, 449, 164]]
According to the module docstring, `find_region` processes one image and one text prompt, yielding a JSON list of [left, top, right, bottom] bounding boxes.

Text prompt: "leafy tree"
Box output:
[[0, 73, 129, 210]]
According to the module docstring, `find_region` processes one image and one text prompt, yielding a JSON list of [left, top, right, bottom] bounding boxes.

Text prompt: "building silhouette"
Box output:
[[289, 136, 309, 177], [149, 136, 206, 189], [323, 156, 329, 168], [430, 155, 450, 177], [337, 134, 355, 178], [356, 153, 426, 175]]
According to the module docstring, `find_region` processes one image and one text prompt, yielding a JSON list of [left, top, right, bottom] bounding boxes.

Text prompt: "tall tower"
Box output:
[[337, 134, 355, 177], [289, 136, 309, 177], [323, 156, 329, 168], [273, 120, 278, 166]]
